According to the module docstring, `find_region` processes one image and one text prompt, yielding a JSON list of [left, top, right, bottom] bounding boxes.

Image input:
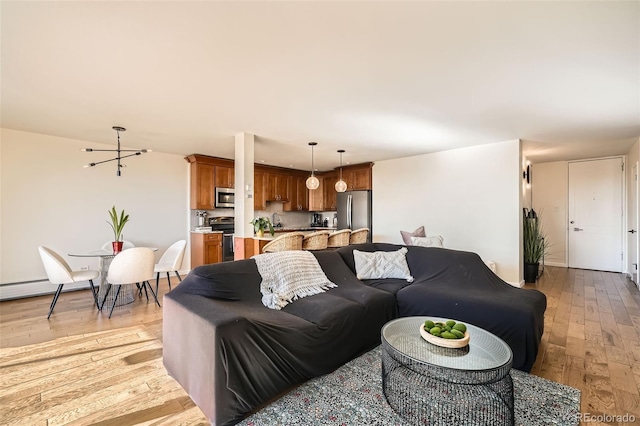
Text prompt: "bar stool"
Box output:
[[302, 231, 330, 250], [349, 228, 370, 244], [262, 232, 305, 253], [327, 229, 351, 248]]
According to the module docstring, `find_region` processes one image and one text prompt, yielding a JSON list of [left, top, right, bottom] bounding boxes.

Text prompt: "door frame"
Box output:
[[566, 156, 626, 272], [631, 161, 639, 285]]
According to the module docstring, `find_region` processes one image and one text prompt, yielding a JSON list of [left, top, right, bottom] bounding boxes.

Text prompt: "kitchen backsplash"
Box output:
[[191, 204, 336, 229], [257, 203, 337, 228]]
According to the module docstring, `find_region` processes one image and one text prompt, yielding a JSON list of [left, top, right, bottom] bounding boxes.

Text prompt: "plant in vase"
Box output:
[[107, 206, 129, 253], [250, 217, 274, 238], [523, 208, 550, 283]]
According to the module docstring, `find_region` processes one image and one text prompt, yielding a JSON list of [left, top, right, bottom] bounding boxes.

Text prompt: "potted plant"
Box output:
[[107, 206, 129, 253], [250, 217, 274, 238], [523, 209, 550, 283]]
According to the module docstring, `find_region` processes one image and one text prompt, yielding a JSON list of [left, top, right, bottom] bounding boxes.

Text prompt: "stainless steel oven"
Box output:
[[215, 187, 235, 208], [209, 216, 235, 262]]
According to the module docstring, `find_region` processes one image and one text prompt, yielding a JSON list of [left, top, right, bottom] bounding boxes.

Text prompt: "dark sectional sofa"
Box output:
[[163, 243, 546, 426]]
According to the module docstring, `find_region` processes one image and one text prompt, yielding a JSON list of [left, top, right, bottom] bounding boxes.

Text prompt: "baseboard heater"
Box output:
[[0, 279, 91, 301]]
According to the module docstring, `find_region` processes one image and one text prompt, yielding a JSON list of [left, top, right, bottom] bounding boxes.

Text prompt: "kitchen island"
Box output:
[[253, 228, 338, 254]]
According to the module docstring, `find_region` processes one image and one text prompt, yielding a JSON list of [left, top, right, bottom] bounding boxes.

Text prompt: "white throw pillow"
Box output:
[[411, 236, 444, 248], [353, 248, 414, 282]]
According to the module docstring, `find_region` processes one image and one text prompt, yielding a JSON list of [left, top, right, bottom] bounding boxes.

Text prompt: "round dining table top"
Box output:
[[68, 247, 158, 257]]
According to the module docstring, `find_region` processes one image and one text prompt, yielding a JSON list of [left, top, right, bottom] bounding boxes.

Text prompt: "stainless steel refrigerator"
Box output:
[[337, 190, 372, 242]]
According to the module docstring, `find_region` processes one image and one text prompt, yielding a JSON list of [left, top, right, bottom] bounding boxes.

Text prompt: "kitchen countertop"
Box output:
[[273, 227, 337, 232], [191, 229, 224, 234], [254, 227, 338, 241]]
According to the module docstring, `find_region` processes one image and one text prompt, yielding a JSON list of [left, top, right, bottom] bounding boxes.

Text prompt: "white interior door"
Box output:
[[630, 163, 638, 284], [568, 158, 623, 272]]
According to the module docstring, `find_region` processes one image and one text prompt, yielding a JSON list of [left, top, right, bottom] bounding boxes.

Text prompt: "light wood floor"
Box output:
[[526, 267, 640, 425], [1, 269, 639, 424]]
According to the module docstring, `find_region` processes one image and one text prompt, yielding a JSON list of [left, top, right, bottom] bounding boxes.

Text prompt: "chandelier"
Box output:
[[82, 126, 151, 176]]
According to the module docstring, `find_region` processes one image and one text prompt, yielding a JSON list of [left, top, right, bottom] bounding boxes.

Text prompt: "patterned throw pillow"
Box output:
[[353, 248, 414, 282], [400, 226, 426, 245], [410, 236, 444, 248]]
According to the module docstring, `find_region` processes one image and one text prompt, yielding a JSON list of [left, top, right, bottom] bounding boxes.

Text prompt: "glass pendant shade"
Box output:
[[306, 175, 320, 190], [306, 141, 319, 190]]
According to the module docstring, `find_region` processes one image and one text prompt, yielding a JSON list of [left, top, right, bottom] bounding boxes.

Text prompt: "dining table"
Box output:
[[68, 247, 157, 310]]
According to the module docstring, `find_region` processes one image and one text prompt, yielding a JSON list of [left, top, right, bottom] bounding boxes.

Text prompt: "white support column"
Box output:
[[234, 132, 255, 238]]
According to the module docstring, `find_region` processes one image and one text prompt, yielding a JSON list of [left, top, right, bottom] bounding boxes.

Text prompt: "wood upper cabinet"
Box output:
[[341, 163, 373, 191], [190, 162, 215, 210], [214, 165, 234, 189], [254, 170, 266, 210], [284, 175, 309, 211], [308, 177, 324, 211], [191, 232, 222, 269], [265, 172, 289, 202], [186, 155, 370, 212], [185, 155, 234, 210], [323, 172, 339, 211]]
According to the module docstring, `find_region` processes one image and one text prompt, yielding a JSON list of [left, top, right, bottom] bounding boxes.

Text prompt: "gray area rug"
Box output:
[[239, 346, 580, 426]]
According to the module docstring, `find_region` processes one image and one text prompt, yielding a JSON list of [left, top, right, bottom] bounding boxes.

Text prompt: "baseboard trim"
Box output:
[[545, 262, 567, 268]]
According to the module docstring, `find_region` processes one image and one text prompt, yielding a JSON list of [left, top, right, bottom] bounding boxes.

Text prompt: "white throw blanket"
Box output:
[[251, 251, 337, 310]]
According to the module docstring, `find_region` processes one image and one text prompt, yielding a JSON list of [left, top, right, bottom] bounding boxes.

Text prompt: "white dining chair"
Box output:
[[101, 240, 135, 251], [154, 240, 186, 293], [38, 246, 100, 319], [101, 247, 158, 318]]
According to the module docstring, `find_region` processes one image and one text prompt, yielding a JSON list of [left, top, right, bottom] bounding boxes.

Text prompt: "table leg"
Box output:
[[96, 256, 135, 310]]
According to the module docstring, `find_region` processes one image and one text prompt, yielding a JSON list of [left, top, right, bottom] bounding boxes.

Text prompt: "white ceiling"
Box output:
[[2, 1, 638, 171]]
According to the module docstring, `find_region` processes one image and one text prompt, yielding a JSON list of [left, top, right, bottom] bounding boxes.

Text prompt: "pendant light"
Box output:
[[335, 149, 347, 192], [82, 126, 151, 176], [306, 142, 320, 190]]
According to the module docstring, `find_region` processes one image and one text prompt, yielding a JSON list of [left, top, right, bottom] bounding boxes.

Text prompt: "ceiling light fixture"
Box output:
[[306, 142, 320, 190], [335, 149, 347, 192], [82, 126, 151, 176]]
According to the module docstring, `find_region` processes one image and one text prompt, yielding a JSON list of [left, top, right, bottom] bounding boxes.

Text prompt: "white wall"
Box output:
[[373, 139, 523, 285], [531, 161, 569, 267], [0, 128, 190, 299]]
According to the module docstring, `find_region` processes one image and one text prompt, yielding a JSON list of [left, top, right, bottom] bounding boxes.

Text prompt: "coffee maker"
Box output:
[[311, 213, 323, 227]]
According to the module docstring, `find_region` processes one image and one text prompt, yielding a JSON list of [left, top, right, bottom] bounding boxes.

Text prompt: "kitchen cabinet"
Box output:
[[323, 172, 338, 211], [308, 176, 324, 211], [186, 154, 371, 212], [185, 155, 234, 210], [284, 175, 309, 211], [254, 170, 266, 210], [191, 232, 223, 269], [341, 163, 373, 191], [190, 162, 215, 210], [265, 172, 289, 202], [215, 165, 234, 189]]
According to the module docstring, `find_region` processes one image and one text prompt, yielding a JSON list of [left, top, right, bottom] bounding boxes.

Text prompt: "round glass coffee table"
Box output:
[[381, 316, 514, 426]]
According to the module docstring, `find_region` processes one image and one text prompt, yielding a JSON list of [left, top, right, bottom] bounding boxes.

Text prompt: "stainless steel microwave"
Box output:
[[215, 187, 235, 208]]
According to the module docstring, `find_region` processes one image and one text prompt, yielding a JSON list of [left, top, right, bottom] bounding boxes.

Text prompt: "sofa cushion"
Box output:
[[187, 259, 262, 300], [400, 226, 425, 245], [353, 247, 414, 282], [357, 277, 413, 295]]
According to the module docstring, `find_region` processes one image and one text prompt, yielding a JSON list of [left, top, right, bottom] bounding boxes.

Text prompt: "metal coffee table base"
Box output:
[[382, 339, 514, 426]]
